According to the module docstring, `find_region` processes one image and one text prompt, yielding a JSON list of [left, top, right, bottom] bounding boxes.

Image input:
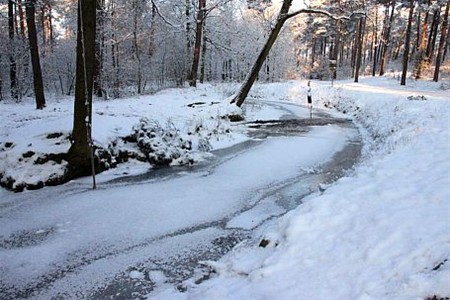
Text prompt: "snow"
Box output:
[[0, 76, 449, 299], [148, 77, 450, 300], [0, 84, 247, 189]]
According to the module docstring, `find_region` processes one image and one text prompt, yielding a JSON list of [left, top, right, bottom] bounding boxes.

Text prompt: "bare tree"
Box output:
[[67, 0, 97, 182], [25, 0, 46, 109], [188, 0, 206, 87]]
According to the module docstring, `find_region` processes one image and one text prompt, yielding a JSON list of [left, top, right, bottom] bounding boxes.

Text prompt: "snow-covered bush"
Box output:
[[132, 118, 194, 166]]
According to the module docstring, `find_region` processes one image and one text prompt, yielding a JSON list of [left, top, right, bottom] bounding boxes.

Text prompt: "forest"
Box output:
[[0, 0, 449, 181], [1, 0, 449, 102], [1, 1, 449, 298]]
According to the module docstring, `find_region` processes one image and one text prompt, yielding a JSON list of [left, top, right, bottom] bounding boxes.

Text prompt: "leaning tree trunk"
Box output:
[[231, 0, 364, 107], [67, 0, 97, 179], [433, 0, 450, 82], [231, 0, 293, 107], [401, 0, 415, 86], [25, 0, 46, 109], [188, 0, 206, 87]]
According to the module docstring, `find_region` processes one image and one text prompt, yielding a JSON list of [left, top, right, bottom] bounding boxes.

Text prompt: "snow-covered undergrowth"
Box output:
[[152, 77, 450, 300], [0, 85, 244, 191]]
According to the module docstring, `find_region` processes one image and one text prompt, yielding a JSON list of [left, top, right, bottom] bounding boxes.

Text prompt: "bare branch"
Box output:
[[203, 0, 234, 19], [285, 8, 366, 22], [150, 0, 181, 28]]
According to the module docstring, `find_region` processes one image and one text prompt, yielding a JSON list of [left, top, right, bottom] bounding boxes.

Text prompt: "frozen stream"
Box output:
[[0, 101, 361, 299]]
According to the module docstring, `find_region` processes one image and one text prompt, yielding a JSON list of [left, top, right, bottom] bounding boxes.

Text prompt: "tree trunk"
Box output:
[[231, 0, 293, 107], [426, 8, 440, 58], [433, 0, 450, 82], [414, 0, 430, 79], [185, 0, 192, 83], [25, 0, 46, 109], [17, 0, 26, 38], [94, 0, 104, 97], [443, 22, 450, 61], [67, 0, 97, 178], [401, 0, 415, 86], [47, 4, 54, 51], [332, 20, 341, 79], [189, 0, 206, 87], [8, 0, 18, 100], [354, 17, 365, 83], [372, 5, 379, 76], [199, 19, 207, 84], [132, 0, 142, 94], [379, 0, 396, 76], [414, 13, 420, 54]]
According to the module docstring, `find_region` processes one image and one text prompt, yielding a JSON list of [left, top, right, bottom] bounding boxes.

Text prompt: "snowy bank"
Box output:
[[152, 77, 450, 300], [0, 85, 245, 191]]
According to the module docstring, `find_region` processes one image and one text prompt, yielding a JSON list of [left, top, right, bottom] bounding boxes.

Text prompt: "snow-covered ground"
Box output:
[[0, 84, 249, 191], [150, 76, 450, 300], [0, 80, 354, 299], [0, 75, 449, 300]]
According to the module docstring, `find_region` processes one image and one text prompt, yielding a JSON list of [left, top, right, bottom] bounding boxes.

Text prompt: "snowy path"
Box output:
[[0, 101, 361, 299], [331, 78, 450, 99]]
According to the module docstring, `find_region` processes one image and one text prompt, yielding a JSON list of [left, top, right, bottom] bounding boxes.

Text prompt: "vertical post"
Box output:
[[307, 80, 312, 120]]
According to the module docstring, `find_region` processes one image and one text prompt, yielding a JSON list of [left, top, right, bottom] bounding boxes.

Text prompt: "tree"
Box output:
[[94, 0, 105, 97], [25, 0, 46, 109], [67, 0, 97, 182], [354, 17, 366, 82], [414, 0, 431, 79], [426, 4, 440, 59], [434, 0, 450, 81], [188, 0, 207, 87], [401, 0, 415, 86], [379, 0, 396, 76], [231, 0, 365, 107], [8, 0, 18, 100]]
